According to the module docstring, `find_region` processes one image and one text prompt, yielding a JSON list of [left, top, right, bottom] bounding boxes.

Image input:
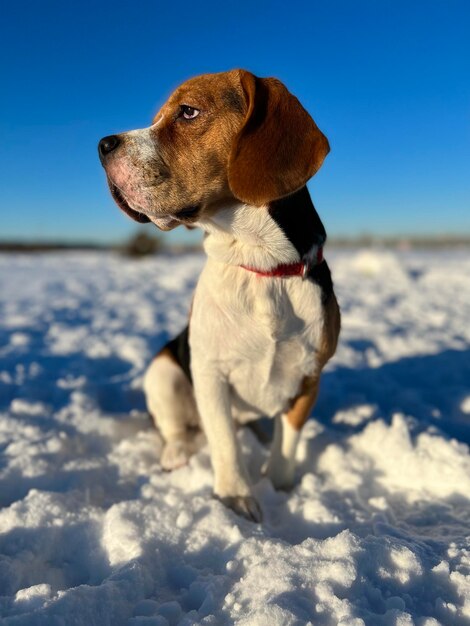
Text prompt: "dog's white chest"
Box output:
[[190, 260, 325, 421]]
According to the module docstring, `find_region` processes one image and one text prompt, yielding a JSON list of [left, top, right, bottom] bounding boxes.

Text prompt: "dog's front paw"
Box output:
[[161, 440, 192, 471], [218, 494, 263, 523], [263, 459, 296, 491]]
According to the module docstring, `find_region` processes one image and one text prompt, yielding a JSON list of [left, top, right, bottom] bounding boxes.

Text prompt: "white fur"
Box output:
[[105, 126, 157, 210], [143, 203, 326, 512], [186, 205, 325, 506], [193, 205, 325, 420], [265, 414, 301, 489], [201, 204, 300, 270]]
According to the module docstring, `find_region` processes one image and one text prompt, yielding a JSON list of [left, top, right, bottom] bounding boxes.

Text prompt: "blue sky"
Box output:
[[1, 0, 469, 244]]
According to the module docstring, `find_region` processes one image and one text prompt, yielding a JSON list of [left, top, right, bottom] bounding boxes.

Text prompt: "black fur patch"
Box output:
[[307, 260, 334, 304], [268, 186, 326, 257], [269, 186, 333, 301], [165, 325, 192, 382]]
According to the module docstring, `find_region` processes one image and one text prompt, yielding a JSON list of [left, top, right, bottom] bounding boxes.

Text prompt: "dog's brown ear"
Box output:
[[228, 71, 330, 206]]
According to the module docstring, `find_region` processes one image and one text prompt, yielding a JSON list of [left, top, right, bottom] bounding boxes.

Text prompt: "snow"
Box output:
[[0, 248, 469, 625]]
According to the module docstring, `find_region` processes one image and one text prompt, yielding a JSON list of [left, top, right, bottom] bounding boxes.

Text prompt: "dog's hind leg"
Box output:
[[143, 349, 201, 470]]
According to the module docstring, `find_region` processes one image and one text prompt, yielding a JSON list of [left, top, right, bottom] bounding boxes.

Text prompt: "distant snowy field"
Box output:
[[1, 248, 470, 626]]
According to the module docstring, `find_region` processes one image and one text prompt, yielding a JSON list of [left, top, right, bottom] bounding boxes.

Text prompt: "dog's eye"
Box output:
[[180, 105, 200, 120]]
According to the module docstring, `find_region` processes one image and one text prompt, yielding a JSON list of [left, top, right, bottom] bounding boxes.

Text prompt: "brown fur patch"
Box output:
[[318, 292, 341, 368], [285, 376, 321, 431], [228, 71, 330, 206], [146, 71, 248, 217]]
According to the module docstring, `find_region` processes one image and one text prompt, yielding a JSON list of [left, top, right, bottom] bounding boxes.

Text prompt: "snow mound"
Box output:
[[350, 249, 407, 279], [0, 250, 469, 625]]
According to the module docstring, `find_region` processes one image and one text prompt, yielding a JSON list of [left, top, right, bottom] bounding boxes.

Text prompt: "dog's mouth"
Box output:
[[107, 180, 150, 223], [107, 179, 201, 227], [173, 206, 200, 220]]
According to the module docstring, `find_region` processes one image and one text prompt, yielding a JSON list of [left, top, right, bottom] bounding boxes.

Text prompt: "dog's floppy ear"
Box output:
[[228, 70, 330, 206]]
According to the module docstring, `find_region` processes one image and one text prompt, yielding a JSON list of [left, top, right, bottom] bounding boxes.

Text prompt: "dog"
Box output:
[[98, 70, 340, 522]]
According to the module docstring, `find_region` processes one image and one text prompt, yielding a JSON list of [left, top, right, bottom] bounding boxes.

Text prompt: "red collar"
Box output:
[[241, 245, 324, 279]]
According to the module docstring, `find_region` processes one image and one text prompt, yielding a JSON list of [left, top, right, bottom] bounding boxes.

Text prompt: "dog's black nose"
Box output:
[[98, 135, 120, 159]]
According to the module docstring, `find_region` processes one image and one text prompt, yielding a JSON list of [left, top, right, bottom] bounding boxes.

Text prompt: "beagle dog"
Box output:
[[98, 70, 340, 522]]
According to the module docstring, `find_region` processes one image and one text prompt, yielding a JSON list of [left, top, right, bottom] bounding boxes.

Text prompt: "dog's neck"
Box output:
[[197, 186, 327, 272]]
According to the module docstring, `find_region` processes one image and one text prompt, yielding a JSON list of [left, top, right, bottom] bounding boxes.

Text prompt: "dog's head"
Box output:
[[98, 69, 329, 230]]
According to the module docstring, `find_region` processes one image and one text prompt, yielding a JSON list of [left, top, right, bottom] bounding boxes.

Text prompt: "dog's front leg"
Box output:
[[265, 414, 301, 490], [266, 375, 321, 490], [192, 370, 262, 522]]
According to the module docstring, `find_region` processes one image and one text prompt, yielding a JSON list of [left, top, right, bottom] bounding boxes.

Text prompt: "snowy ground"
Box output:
[[0, 248, 470, 626]]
